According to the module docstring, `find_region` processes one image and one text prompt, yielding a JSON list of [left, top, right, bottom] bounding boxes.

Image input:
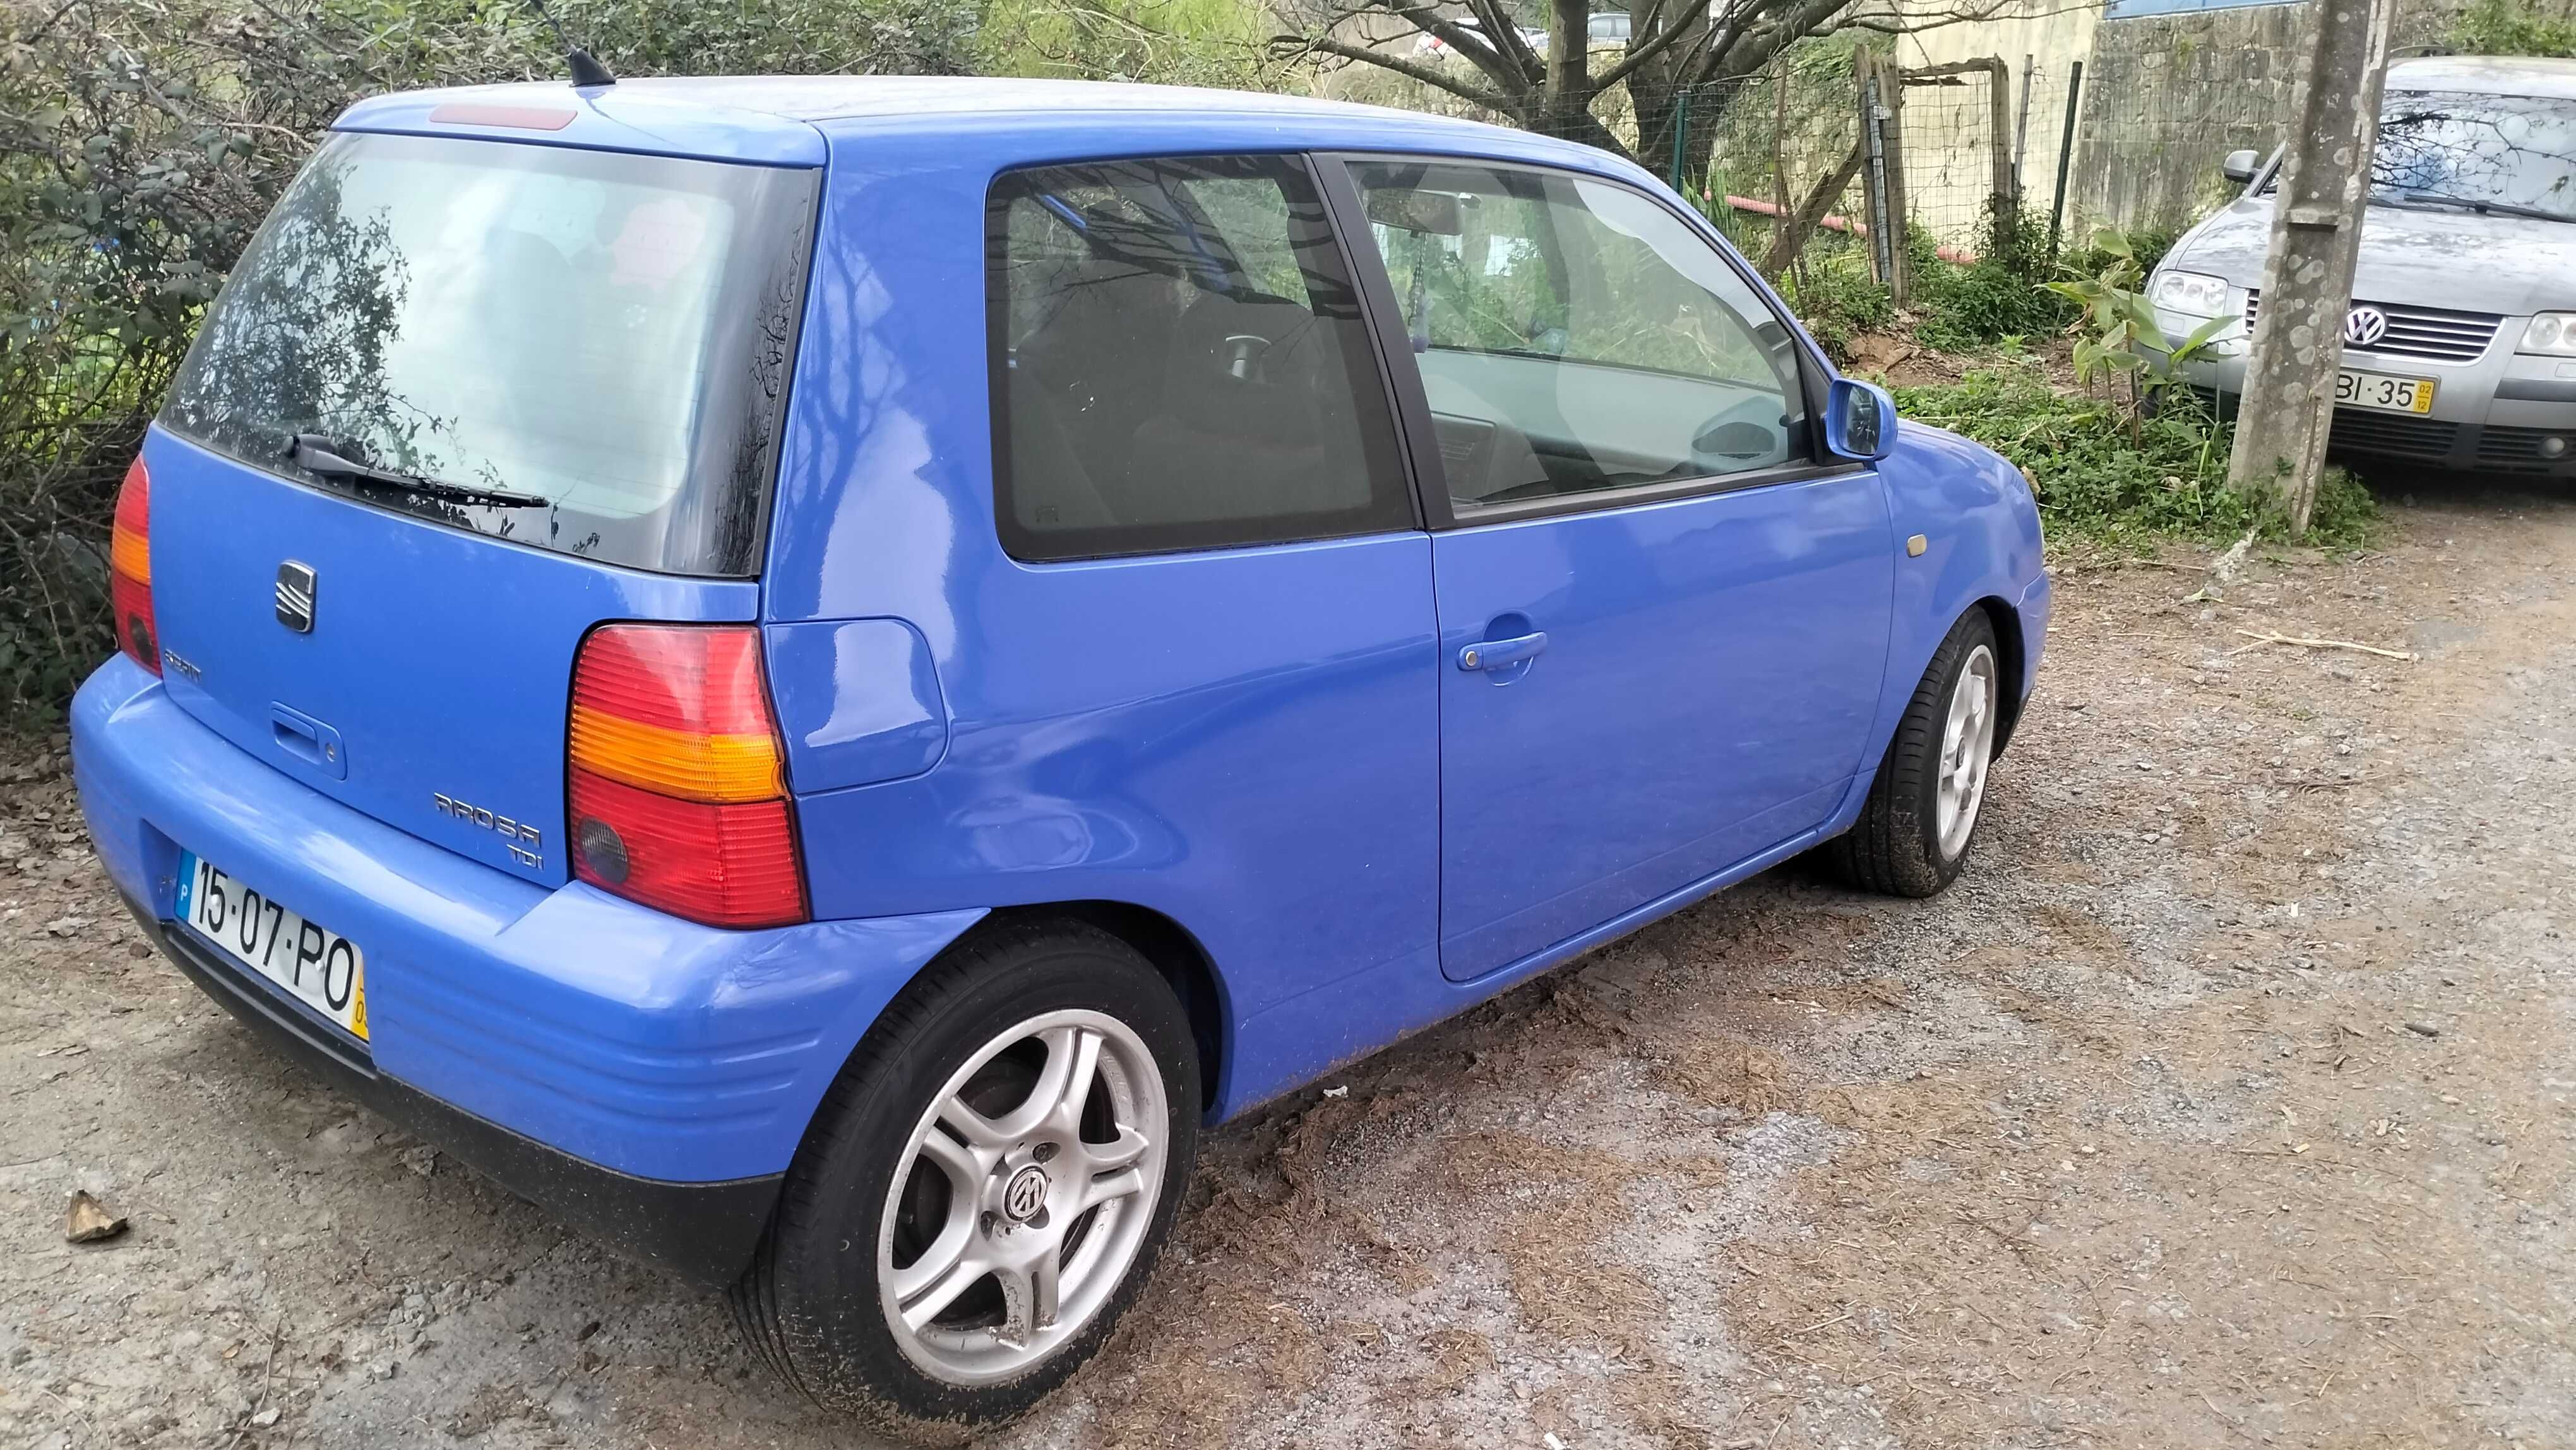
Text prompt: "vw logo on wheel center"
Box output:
[[1001, 1164, 1049, 1223], [2345, 304, 2390, 348]]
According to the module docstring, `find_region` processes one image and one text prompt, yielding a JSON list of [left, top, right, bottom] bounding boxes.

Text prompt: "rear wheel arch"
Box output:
[[963, 901, 1229, 1116]]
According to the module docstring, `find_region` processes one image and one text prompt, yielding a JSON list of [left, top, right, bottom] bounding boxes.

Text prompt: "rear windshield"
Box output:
[[161, 131, 818, 576]]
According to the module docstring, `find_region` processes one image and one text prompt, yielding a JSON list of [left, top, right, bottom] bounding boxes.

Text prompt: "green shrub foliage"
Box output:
[[1893, 367, 2377, 549], [0, 0, 978, 724]]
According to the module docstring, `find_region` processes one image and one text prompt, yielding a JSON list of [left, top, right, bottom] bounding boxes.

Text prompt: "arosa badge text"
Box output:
[[274, 561, 318, 633]]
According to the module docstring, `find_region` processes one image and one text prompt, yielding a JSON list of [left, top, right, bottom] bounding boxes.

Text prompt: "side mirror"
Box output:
[[2221, 148, 2260, 185], [1825, 377, 1898, 461]]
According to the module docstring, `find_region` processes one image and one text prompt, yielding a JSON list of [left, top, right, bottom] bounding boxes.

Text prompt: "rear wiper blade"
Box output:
[[286, 434, 552, 509], [2395, 190, 2576, 224]]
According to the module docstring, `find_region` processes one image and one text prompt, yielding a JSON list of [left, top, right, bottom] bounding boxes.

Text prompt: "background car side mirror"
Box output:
[[1825, 377, 1898, 461], [2221, 148, 2260, 185]]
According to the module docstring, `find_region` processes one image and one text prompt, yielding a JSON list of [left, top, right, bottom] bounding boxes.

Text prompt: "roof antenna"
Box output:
[[523, 0, 616, 88]]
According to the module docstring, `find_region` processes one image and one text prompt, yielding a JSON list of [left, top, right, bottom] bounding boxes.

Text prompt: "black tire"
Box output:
[[1828, 609, 2003, 897], [729, 920, 1200, 1444]]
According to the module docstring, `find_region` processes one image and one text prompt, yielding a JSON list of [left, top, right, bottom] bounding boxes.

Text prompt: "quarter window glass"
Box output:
[[1349, 160, 1807, 512], [987, 156, 1412, 561]]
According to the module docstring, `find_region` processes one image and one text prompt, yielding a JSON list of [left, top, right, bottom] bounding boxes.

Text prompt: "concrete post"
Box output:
[[2222, 0, 2398, 534]]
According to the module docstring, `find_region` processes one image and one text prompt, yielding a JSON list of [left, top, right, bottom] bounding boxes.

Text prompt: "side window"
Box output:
[[986, 155, 1414, 561], [1347, 160, 1810, 513]]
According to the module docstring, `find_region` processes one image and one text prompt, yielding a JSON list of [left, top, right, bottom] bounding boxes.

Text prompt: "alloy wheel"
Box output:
[[876, 1009, 1168, 1387]]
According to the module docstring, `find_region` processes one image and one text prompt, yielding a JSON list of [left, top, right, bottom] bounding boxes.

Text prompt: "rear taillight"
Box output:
[[110, 457, 159, 676], [566, 624, 807, 928]]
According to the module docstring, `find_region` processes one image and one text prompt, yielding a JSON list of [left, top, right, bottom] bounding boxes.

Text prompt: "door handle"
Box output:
[[270, 702, 347, 781], [1458, 631, 1548, 672]]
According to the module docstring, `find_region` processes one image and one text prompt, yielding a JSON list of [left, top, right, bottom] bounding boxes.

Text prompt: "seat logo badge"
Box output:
[[274, 561, 317, 633], [1001, 1165, 1050, 1223], [2345, 305, 2388, 348]]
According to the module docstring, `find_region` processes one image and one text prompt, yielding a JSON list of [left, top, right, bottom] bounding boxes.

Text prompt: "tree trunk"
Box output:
[[1545, 0, 1591, 140]]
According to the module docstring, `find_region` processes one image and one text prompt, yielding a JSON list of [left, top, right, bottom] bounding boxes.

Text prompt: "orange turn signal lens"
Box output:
[[568, 704, 782, 802]]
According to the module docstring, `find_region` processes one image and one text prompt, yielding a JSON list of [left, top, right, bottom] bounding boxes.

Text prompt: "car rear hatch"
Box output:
[[145, 124, 818, 886]]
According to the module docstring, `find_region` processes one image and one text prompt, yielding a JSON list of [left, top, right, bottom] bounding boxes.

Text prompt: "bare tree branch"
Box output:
[[1586, 0, 1715, 96], [1827, 0, 2106, 38], [1392, 1, 1535, 99], [1689, 0, 1833, 87], [1462, 0, 1547, 87], [1271, 32, 1517, 112], [1762, 141, 1866, 273]]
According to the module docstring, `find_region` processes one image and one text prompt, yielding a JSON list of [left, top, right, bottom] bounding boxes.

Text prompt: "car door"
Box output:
[[1325, 155, 1896, 984]]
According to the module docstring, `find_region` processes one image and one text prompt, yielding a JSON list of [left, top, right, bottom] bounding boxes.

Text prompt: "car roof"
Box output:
[[2387, 54, 2576, 100], [334, 75, 1617, 176]]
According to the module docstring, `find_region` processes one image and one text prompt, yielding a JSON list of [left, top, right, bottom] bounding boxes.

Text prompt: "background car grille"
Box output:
[[2328, 409, 2459, 458], [2245, 292, 2502, 364]]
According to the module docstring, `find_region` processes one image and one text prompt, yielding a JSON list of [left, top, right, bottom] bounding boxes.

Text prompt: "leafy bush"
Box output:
[[1893, 366, 2377, 549], [983, 0, 1271, 86], [1911, 205, 2067, 350], [0, 0, 980, 726], [1914, 260, 2071, 351], [1910, 209, 2179, 353], [2450, 0, 2576, 56], [1777, 246, 1893, 362]]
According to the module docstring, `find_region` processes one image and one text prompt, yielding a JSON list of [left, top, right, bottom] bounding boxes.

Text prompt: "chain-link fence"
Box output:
[[1662, 51, 2103, 299]]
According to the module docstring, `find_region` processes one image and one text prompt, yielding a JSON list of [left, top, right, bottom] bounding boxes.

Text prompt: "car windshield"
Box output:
[[2366, 88, 2576, 220], [161, 131, 818, 576]]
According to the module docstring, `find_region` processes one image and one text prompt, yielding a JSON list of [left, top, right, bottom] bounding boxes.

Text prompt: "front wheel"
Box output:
[[1828, 609, 2003, 897], [730, 921, 1200, 1444]]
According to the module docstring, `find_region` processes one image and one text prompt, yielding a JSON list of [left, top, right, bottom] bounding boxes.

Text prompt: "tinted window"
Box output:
[[987, 155, 1413, 561], [1348, 160, 1808, 513], [162, 132, 816, 577]]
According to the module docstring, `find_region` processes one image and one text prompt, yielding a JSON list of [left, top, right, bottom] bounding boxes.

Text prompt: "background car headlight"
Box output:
[[2148, 269, 2233, 317], [2519, 313, 2576, 356]]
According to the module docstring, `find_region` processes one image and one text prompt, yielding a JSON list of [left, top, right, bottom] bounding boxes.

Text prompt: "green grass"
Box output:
[[1892, 366, 2379, 551]]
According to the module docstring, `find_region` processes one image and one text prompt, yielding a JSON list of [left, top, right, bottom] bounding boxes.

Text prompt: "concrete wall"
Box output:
[[2062, 0, 2576, 236], [2064, 1, 2311, 236]]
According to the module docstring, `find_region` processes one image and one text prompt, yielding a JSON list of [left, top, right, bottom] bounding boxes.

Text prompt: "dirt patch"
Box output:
[[4, 469, 2573, 1449], [1854, 332, 2081, 391]]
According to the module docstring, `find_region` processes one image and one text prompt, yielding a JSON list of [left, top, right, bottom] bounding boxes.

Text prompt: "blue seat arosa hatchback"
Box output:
[[72, 75, 2046, 1438]]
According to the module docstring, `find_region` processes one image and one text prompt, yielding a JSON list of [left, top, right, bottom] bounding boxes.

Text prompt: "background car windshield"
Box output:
[[2368, 90, 2576, 217], [160, 131, 817, 576]]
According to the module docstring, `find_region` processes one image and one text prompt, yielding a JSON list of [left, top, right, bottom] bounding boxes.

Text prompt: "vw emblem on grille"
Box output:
[[2345, 305, 2390, 348], [274, 561, 317, 633], [1001, 1165, 1049, 1223]]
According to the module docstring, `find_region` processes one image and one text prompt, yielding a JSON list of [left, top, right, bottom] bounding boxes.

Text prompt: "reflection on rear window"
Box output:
[[162, 132, 817, 576]]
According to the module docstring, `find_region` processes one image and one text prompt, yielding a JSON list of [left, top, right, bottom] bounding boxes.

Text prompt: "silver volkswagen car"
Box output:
[[2149, 56, 2576, 477]]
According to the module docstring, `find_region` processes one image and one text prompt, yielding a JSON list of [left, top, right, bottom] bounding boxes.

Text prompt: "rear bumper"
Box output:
[[116, 889, 779, 1283], [71, 654, 986, 1281]]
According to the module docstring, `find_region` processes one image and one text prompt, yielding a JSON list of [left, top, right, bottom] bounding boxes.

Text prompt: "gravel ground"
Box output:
[[5, 470, 2573, 1450]]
